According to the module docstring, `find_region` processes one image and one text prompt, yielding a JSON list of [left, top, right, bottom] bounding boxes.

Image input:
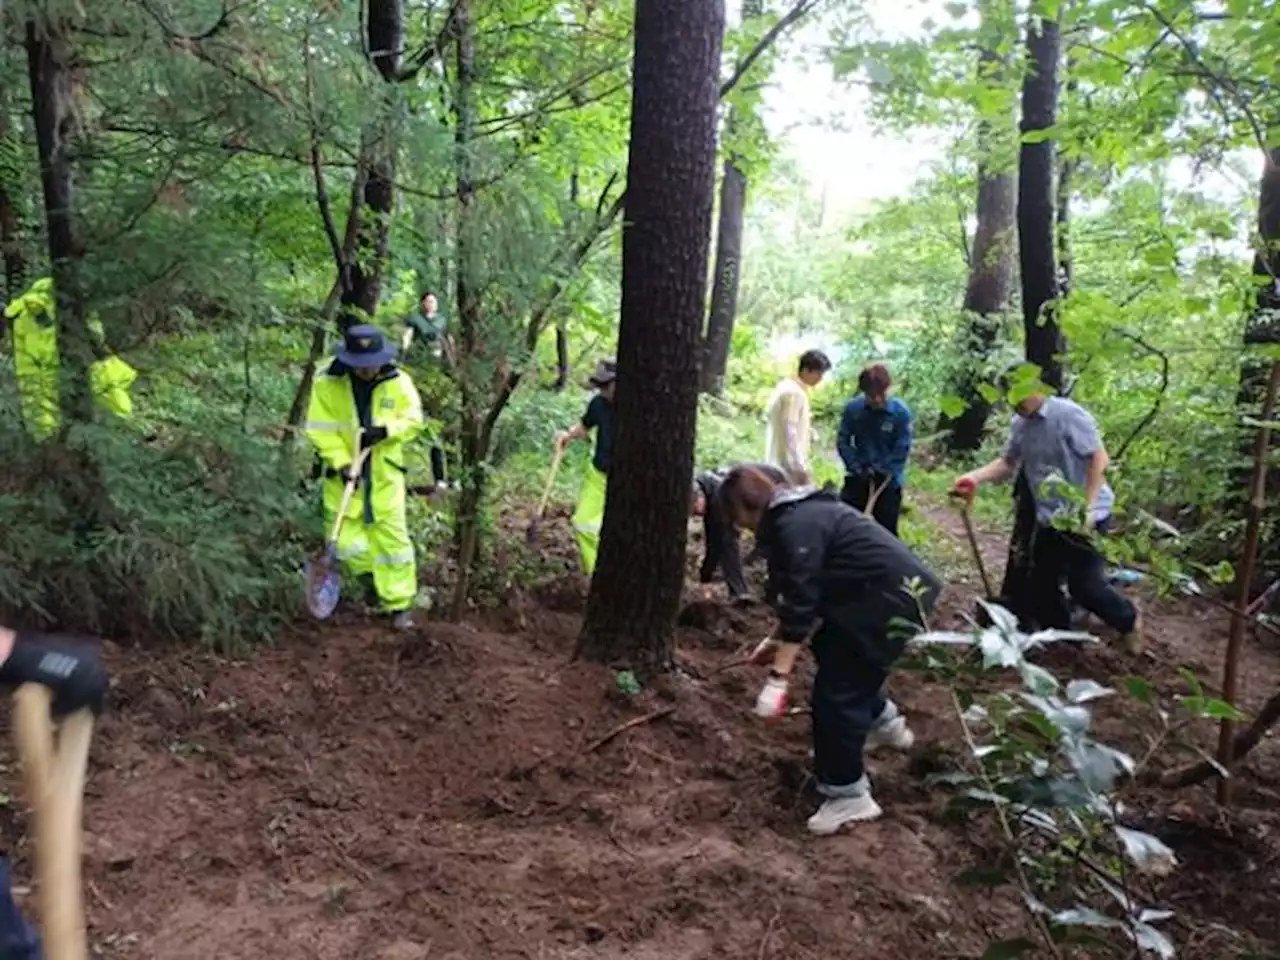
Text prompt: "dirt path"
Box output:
[[3, 511, 1278, 958]]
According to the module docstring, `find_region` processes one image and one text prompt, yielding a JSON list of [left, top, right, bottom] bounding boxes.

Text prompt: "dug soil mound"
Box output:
[[2, 504, 1279, 957]]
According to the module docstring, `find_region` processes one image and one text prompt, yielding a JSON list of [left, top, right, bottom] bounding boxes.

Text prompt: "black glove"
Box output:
[[360, 426, 389, 450], [0, 633, 108, 716]]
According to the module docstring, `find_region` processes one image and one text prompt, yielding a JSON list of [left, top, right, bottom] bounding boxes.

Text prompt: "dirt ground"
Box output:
[[6, 498, 1280, 958]]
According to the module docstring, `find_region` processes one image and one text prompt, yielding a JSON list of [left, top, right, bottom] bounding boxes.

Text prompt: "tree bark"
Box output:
[[577, 0, 725, 674], [1016, 15, 1064, 392], [26, 16, 92, 426], [700, 158, 746, 396], [1234, 151, 1280, 572], [699, 0, 762, 398], [938, 20, 1016, 453], [554, 320, 570, 390], [449, 0, 482, 621], [335, 0, 407, 331], [0, 91, 25, 301], [994, 14, 1062, 630]]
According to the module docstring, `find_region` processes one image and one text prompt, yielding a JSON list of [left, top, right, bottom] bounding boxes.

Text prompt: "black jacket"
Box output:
[[695, 463, 786, 597], [757, 488, 942, 666]]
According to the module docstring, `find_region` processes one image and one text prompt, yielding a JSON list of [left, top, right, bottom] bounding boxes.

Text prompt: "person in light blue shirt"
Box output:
[[836, 363, 913, 537]]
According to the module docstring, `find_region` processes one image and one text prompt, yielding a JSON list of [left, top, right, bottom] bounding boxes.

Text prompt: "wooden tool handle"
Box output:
[[536, 445, 566, 517], [325, 444, 374, 545], [13, 685, 93, 960], [959, 507, 995, 599]]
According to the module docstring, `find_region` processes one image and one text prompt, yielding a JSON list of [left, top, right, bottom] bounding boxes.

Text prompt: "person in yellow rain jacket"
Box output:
[[305, 324, 425, 630], [3, 277, 137, 440]]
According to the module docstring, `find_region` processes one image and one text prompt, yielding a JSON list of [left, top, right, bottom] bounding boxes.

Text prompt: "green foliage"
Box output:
[[909, 604, 1249, 958]]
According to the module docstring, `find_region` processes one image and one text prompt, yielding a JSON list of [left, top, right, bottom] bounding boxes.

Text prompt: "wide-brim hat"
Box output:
[[336, 323, 397, 368], [587, 358, 617, 387]]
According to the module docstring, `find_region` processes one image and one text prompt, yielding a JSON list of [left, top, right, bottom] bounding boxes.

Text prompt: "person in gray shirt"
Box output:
[[951, 388, 1142, 653]]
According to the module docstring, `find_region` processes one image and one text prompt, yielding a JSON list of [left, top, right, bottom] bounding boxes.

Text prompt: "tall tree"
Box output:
[[996, 12, 1063, 626], [938, 0, 1017, 452], [577, 0, 725, 673], [1017, 14, 1064, 391], [26, 14, 93, 427], [699, 0, 763, 397]]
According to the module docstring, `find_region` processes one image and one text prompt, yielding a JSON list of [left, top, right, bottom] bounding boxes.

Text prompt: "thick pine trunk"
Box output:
[[577, 0, 724, 674], [700, 157, 746, 396], [1016, 15, 1064, 392], [938, 31, 1016, 453]]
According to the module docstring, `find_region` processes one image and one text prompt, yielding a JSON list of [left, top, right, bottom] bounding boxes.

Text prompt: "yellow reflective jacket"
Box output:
[[305, 361, 424, 517], [4, 279, 138, 438]]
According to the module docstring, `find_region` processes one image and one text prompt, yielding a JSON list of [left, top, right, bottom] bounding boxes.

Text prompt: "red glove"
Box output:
[[951, 476, 976, 503], [754, 672, 789, 719]]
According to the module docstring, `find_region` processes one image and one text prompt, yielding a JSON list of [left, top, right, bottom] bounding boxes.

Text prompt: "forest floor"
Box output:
[[5, 495, 1280, 959]]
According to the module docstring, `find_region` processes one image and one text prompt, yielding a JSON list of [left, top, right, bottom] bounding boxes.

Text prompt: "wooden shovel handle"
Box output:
[[325, 444, 374, 545], [536, 444, 566, 518], [13, 685, 94, 960]]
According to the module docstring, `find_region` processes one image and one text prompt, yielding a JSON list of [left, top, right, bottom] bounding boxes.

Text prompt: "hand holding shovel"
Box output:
[[950, 478, 995, 600], [526, 441, 566, 545], [305, 442, 373, 620]]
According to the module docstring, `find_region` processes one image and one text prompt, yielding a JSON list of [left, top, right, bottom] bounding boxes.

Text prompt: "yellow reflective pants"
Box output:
[[322, 468, 416, 613], [572, 464, 607, 576]]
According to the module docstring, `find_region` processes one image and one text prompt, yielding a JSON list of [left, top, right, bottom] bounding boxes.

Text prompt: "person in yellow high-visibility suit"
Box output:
[[554, 359, 616, 576], [305, 324, 425, 630], [2, 277, 137, 440]]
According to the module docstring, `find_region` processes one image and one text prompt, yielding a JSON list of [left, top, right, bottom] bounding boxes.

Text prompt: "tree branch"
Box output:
[[1141, 2, 1269, 156], [395, 0, 465, 82], [304, 31, 345, 274], [719, 0, 824, 99], [1112, 328, 1170, 460]]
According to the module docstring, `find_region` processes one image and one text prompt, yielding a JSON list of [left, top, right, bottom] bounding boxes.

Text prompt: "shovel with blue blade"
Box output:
[[305, 442, 372, 620]]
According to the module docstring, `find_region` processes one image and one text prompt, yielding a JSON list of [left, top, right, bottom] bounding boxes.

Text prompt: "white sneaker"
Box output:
[[807, 794, 883, 835], [392, 611, 416, 631], [866, 716, 915, 752]]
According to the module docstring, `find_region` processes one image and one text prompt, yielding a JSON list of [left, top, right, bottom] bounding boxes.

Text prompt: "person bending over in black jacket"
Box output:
[[718, 465, 942, 836], [691, 463, 788, 602]]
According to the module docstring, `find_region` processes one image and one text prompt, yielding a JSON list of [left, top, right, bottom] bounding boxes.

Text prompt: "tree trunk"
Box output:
[[26, 17, 92, 426], [338, 128, 395, 331], [0, 93, 25, 300], [554, 320, 570, 390], [993, 14, 1062, 630], [336, 0, 405, 332], [1235, 151, 1280, 566], [700, 157, 746, 396], [1016, 15, 1064, 392], [449, 0, 482, 621], [938, 18, 1016, 453], [699, 0, 762, 398], [577, 0, 725, 675]]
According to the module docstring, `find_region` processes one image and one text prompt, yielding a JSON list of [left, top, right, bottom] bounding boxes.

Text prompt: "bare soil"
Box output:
[[4, 499, 1280, 958]]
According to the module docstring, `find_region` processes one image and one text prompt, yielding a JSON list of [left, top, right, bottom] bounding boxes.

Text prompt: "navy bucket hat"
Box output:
[[336, 324, 397, 368]]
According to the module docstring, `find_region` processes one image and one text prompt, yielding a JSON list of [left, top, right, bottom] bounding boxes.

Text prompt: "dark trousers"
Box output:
[[840, 473, 903, 538], [810, 625, 890, 794], [430, 446, 447, 485], [0, 859, 40, 958], [1031, 525, 1136, 633]]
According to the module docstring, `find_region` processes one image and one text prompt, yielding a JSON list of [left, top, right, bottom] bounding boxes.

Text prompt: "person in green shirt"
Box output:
[[400, 291, 452, 489]]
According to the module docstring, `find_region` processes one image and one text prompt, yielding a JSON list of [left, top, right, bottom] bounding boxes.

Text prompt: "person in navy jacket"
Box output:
[[836, 362, 913, 537]]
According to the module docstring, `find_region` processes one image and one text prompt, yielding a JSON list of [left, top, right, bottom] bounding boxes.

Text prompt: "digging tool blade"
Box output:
[[304, 543, 343, 620]]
